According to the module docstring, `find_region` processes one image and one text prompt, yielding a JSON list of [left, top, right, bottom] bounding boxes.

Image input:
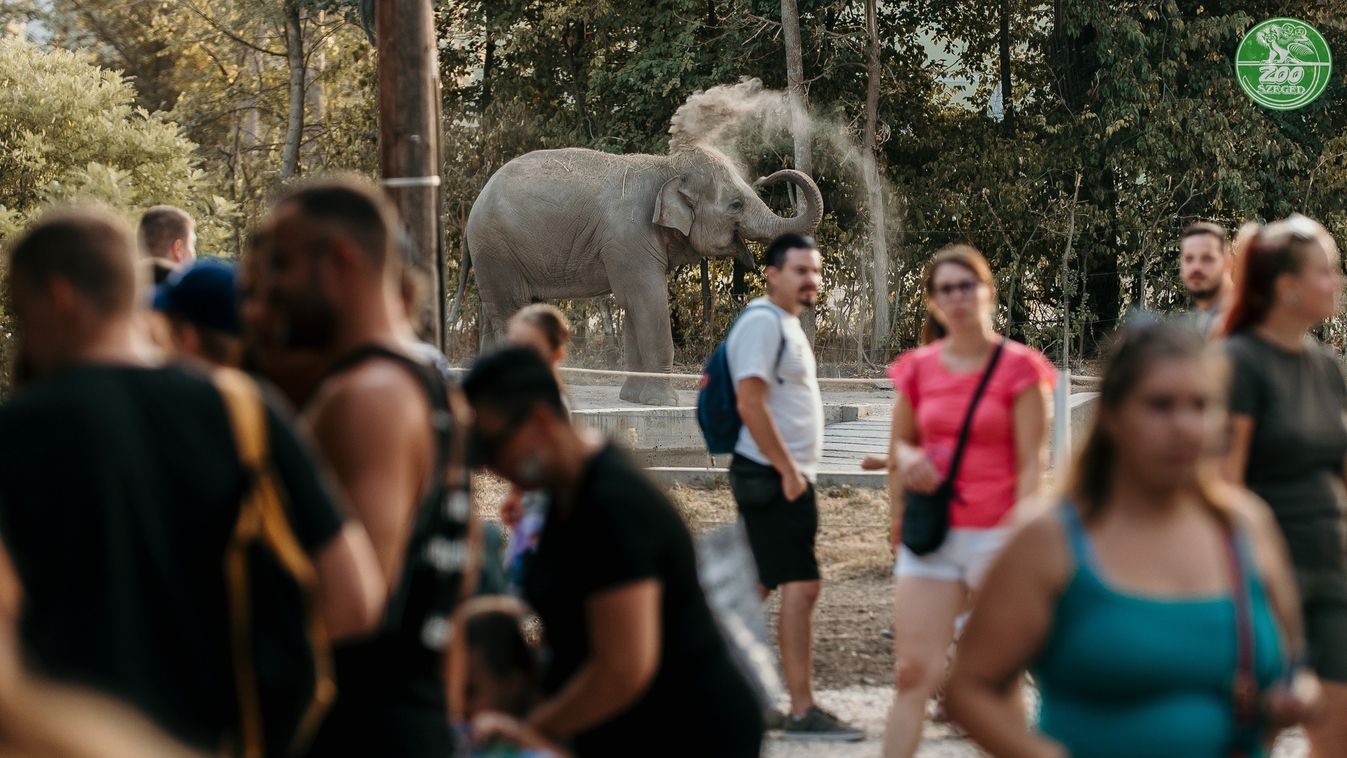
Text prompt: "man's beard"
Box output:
[[276, 289, 338, 348], [796, 288, 818, 308], [1187, 282, 1221, 302]]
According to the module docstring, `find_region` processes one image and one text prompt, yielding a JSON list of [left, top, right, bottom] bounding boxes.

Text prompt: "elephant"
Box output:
[[457, 144, 823, 405]]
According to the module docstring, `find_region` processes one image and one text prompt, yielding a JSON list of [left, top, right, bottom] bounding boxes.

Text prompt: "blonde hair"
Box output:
[[508, 304, 572, 352]]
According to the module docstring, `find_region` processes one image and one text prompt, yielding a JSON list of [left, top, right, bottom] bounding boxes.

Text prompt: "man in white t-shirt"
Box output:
[[727, 234, 861, 741]]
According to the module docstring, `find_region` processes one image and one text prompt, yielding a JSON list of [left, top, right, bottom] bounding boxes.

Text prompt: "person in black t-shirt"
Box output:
[[0, 207, 385, 751], [463, 347, 764, 757]]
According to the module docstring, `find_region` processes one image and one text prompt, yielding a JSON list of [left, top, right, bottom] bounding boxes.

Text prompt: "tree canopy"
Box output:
[[2, 0, 1345, 368]]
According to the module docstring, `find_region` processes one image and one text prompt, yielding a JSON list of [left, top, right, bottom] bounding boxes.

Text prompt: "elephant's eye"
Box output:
[[730, 199, 744, 212]]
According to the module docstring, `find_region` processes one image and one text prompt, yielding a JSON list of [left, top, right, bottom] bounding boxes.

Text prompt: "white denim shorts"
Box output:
[[894, 527, 1013, 588]]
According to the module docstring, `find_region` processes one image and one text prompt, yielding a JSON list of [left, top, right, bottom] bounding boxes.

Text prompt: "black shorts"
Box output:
[[1297, 567, 1347, 683], [728, 455, 820, 590]]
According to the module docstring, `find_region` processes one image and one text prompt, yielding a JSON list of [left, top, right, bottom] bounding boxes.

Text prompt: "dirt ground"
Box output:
[[670, 480, 897, 689], [475, 474, 895, 690]]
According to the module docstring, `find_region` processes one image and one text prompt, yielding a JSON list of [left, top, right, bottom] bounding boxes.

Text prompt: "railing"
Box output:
[[451, 364, 1101, 390]]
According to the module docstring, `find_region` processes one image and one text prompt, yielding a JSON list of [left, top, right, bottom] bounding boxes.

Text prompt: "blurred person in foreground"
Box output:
[[1220, 214, 1347, 756], [258, 175, 477, 756], [463, 347, 763, 757], [948, 318, 1318, 758], [0, 207, 384, 751], [153, 258, 244, 368]]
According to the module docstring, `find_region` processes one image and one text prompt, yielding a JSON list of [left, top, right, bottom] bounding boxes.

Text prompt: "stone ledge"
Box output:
[[646, 467, 887, 490]]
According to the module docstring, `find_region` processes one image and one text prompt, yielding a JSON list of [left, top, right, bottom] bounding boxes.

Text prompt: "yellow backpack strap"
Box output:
[[213, 369, 336, 758]]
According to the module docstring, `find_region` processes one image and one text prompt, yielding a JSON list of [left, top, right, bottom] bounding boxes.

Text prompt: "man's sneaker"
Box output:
[[763, 708, 787, 731], [779, 706, 865, 742]]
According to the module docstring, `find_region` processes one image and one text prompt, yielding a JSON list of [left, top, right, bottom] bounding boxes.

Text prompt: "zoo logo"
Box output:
[[1235, 18, 1331, 111]]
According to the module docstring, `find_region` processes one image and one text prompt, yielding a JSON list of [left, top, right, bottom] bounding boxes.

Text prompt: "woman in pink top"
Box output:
[[881, 245, 1053, 758]]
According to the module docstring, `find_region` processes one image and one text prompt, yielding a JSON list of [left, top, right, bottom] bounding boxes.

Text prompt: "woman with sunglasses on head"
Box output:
[[881, 245, 1054, 758], [1220, 214, 1347, 756], [497, 304, 574, 594], [946, 318, 1317, 757]]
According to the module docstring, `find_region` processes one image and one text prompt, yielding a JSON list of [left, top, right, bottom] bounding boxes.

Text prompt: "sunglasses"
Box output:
[[1250, 214, 1323, 252], [932, 279, 980, 300], [470, 407, 534, 468]]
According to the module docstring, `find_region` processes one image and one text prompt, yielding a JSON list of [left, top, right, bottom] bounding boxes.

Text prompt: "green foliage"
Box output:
[[5, 0, 1347, 368], [0, 35, 228, 247]]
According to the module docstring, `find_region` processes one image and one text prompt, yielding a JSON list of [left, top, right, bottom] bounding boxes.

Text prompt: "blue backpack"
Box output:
[[696, 305, 787, 455]]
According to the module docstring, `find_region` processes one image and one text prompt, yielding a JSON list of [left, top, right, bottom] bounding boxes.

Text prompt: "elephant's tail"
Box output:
[[446, 235, 472, 326]]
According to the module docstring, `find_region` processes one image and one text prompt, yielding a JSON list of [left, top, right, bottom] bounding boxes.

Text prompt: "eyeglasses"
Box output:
[[932, 279, 980, 300]]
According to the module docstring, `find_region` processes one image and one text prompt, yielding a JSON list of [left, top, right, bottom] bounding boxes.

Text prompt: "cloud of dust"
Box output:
[[667, 78, 901, 250]]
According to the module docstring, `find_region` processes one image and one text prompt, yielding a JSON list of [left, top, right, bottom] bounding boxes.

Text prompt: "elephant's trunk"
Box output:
[[741, 169, 824, 242]]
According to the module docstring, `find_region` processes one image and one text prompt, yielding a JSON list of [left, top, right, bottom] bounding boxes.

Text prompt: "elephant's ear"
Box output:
[[653, 176, 694, 237]]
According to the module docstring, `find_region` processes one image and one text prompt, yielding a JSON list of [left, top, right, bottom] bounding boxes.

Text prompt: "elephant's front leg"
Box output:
[[618, 315, 647, 403], [616, 281, 679, 407]]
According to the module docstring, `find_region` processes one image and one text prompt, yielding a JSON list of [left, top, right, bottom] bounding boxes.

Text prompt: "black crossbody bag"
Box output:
[[901, 340, 1006, 556]]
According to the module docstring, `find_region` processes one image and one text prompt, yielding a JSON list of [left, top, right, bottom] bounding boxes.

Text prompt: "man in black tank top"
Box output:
[[258, 176, 474, 756]]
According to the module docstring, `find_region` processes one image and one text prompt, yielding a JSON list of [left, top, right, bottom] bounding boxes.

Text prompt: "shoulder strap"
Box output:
[[213, 369, 335, 758], [739, 303, 788, 386], [941, 339, 1007, 487], [1055, 501, 1092, 564], [1225, 523, 1259, 732]]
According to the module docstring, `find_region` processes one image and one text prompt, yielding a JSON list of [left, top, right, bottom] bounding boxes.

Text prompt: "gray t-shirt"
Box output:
[[1191, 298, 1230, 339], [726, 298, 823, 479], [1226, 331, 1347, 569]]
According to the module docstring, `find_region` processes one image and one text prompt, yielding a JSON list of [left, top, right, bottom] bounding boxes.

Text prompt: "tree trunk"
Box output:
[[780, 0, 815, 342], [780, 0, 811, 182], [700, 258, 712, 324], [862, 0, 889, 355], [565, 19, 591, 143], [306, 11, 326, 120], [999, 0, 1013, 136], [281, 1, 305, 179]]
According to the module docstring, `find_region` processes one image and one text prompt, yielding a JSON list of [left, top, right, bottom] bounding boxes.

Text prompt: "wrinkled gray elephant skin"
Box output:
[[463, 146, 823, 405]]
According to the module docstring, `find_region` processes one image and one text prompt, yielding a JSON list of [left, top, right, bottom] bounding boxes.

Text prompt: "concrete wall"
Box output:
[[573, 404, 886, 454]]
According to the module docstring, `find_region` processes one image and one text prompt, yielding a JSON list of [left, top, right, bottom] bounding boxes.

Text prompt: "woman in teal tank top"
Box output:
[[946, 319, 1319, 757]]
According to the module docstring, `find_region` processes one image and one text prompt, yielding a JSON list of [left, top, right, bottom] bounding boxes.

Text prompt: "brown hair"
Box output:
[[137, 205, 194, 260], [445, 596, 539, 722], [1180, 221, 1228, 252], [920, 244, 996, 344], [508, 303, 572, 352], [1222, 215, 1335, 336], [274, 173, 402, 271], [6, 207, 138, 316], [1067, 317, 1231, 521]]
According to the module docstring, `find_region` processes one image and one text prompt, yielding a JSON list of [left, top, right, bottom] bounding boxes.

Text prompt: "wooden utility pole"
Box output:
[[377, 0, 444, 347]]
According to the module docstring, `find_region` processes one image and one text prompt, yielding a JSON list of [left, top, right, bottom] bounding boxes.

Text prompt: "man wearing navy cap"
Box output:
[[154, 259, 243, 368]]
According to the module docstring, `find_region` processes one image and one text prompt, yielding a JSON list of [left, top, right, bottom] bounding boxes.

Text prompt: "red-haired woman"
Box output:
[[1221, 214, 1347, 756], [881, 245, 1054, 758]]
